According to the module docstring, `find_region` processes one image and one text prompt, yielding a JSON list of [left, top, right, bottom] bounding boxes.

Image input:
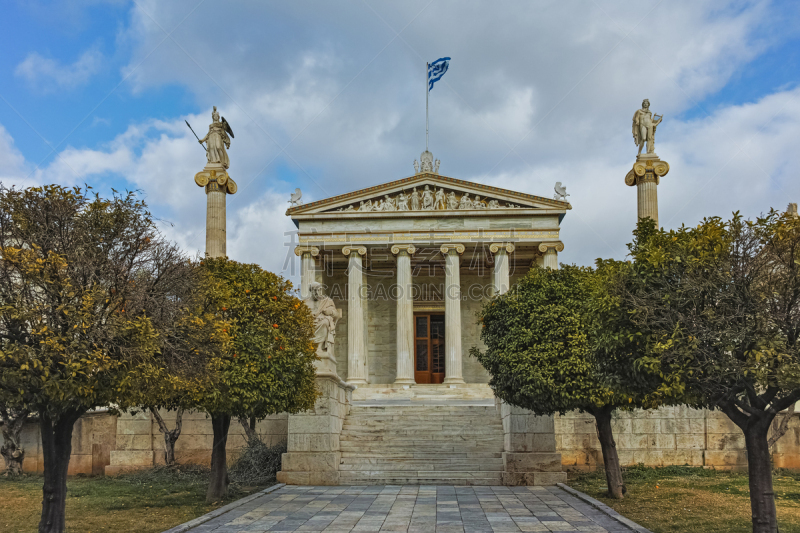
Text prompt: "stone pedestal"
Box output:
[[625, 155, 670, 227], [277, 376, 354, 485], [498, 401, 567, 486]]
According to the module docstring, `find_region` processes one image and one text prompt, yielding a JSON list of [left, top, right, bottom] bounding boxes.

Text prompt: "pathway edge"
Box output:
[[557, 483, 654, 533], [162, 483, 285, 533]]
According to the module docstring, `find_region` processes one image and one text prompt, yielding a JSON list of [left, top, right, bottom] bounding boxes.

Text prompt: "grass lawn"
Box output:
[[569, 465, 800, 533], [0, 466, 271, 533]]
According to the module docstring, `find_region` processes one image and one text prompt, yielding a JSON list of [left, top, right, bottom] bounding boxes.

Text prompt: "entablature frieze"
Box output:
[[297, 229, 559, 246]]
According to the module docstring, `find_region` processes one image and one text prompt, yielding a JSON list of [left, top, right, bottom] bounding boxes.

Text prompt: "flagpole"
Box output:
[[425, 61, 429, 151]]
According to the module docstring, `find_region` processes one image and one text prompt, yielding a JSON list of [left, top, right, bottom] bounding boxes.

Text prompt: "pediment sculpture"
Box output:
[[331, 184, 523, 212]]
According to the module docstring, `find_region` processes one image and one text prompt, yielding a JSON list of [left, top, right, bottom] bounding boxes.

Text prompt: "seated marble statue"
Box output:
[[303, 282, 340, 355]]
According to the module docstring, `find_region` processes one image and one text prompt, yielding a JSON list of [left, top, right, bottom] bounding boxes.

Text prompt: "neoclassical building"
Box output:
[[289, 154, 568, 387], [277, 153, 572, 485]]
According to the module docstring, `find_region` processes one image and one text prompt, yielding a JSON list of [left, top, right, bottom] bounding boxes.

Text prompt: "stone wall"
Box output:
[[277, 376, 354, 485], [498, 400, 568, 485], [12, 411, 117, 476], [105, 409, 288, 475], [555, 406, 800, 471]]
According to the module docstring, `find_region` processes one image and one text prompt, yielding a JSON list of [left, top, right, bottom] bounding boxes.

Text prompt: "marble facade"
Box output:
[[277, 166, 571, 486], [287, 170, 571, 387]]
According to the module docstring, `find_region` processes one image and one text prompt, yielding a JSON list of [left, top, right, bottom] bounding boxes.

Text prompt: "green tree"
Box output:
[[126, 260, 232, 467], [198, 258, 317, 503], [472, 264, 655, 499], [0, 185, 195, 533], [619, 214, 800, 533]]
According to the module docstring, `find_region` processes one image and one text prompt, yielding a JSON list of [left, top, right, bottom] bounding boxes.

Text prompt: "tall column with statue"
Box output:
[[191, 106, 237, 257], [626, 99, 670, 227]]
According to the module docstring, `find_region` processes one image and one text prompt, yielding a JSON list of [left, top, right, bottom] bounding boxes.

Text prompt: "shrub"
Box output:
[[229, 439, 286, 486]]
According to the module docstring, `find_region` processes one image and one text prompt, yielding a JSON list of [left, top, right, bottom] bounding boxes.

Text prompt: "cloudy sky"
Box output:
[[3, 0, 800, 281]]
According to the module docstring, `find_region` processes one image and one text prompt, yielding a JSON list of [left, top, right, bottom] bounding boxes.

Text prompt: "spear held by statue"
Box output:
[[185, 120, 207, 152]]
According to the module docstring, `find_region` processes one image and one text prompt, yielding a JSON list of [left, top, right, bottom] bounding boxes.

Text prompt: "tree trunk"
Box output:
[[206, 412, 231, 503], [768, 403, 795, 449], [1, 408, 29, 476], [150, 407, 184, 466], [238, 416, 258, 444], [38, 409, 83, 533], [744, 422, 779, 533], [593, 405, 626, 499]]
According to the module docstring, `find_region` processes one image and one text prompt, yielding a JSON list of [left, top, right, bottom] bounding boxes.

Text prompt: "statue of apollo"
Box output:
[[632, 99, 663, 156]]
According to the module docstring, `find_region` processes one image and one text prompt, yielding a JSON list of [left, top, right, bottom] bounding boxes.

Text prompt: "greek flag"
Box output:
[[428, 57, 450, 91]]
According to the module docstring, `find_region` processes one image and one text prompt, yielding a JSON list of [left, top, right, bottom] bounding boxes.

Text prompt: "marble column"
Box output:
[[206, 186, 226, 258], [538, 242, 563, 270], [343, 246, 368, 385], [194, 165, 237, 258], [490, 243, 515, 295], [625, 157, 670, 227], [295, 246, 320, 300], [392, 244, 416, 385], [441, 243, 466, 385]]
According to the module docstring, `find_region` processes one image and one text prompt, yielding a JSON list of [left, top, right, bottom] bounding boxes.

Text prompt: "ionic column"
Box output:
[[625, 157, 670, 227], [441, 243, 466, 385], [392, 244, 416, 385], [538, 242, 564, 270], [490, 243, 515, 295], [294, 246, 320, 300], [343, 246, 368, 385], [195, 167, 237, 258], [206, 186, 226, 258]]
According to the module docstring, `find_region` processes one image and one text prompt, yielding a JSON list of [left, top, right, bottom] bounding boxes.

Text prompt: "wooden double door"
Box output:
[[414, 314, 445, 384]]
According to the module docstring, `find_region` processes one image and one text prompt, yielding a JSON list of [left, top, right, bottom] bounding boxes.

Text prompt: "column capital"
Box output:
[[489, 242, 515, 255], [195, 168, 237, 194], [342, 245, 367, 257], [538, 242, 564, 253], [294, 245, 320, 257], [439, 243, 465, 255], [391, 244, 416, 256], [625, 158, 669, 187]]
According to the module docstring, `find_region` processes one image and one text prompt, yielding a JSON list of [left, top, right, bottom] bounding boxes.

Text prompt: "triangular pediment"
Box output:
[[286, 173, 570, 217]]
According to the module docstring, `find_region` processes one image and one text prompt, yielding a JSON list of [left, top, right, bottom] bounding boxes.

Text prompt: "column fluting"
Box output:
[[392, 245, 415, 385], [441, 244, 465, 385], [344, 246, 368, 385], [539, 242, 563, 271], [490, 243, 514, 295], [205, 186, 226, 258]]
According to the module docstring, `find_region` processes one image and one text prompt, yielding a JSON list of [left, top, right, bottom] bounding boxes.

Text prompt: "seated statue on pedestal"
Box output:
[[304, 282, 341, 364]]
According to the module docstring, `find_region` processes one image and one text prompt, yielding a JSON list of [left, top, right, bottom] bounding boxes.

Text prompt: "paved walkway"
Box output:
[[173, 485, 642, 532]]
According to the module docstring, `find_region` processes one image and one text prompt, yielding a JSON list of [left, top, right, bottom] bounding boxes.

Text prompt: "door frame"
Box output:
[[413, 313, 445, 384]]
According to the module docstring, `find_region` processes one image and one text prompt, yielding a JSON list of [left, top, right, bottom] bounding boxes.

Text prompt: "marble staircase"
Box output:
[[338, 402, 505, 485]]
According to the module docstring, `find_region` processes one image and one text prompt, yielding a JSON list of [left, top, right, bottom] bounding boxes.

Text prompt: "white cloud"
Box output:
[[5, 0, 800, 278], [15, 47, 103, 92]]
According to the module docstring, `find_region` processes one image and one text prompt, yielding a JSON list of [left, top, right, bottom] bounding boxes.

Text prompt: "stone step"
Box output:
[[339, 402, 505, 486], [340, 459, 504, 472], [348, 407, 498, 415], [340, 451, 503, 460], [340, 433, 504, 443], [340, 426, 503, 435], [339, 471, 504, 486]]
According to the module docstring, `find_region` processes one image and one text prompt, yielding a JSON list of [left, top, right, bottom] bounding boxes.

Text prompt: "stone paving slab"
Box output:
[[166, 485, 645, 533]]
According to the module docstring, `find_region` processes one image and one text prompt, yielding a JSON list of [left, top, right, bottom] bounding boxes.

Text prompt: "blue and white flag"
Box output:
[[428, 57, 450, 91]]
